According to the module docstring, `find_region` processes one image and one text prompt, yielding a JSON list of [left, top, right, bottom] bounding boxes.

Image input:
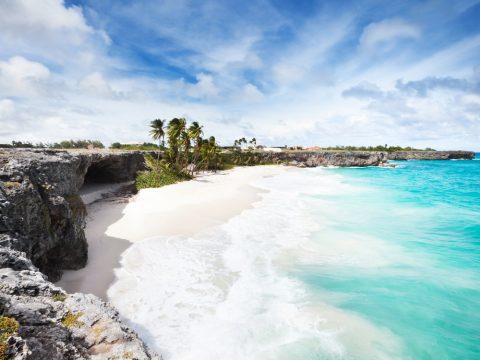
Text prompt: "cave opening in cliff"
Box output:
[[83, 164, 118, 184]]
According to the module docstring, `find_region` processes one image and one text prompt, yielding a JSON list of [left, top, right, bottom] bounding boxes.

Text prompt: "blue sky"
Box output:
[[0, 0, 479, 149]]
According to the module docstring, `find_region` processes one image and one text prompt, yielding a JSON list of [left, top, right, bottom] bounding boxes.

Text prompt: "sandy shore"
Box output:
[[57, 165, 289, 299]]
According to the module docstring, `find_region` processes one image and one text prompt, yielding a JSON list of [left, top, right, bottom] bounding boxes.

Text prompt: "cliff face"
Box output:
[[259, 150, 474, 166], [386, 150, 475, 160], [261, 151, 388, 167], [0, 149, 145, 281], [0, 149, 158, 359]]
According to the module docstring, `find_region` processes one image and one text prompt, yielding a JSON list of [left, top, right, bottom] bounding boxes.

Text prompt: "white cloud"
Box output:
[[342, 82, 383, 99], [0, 99, 15, 117], [242, 84, 264, 102], [0, 56, 51, 97], [360, 18, 421, 48], [78, 72, 117, 99], [0, 0, 108, 72], [0, 1, 478, 151], [0, 0, 91, 33], [178, 73, 220, 99], [205, 36, 262, 72], [272, 63, 307, 86]]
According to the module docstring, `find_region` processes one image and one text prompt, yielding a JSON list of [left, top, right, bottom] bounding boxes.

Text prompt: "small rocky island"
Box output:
[[0, 148, 474, 359]]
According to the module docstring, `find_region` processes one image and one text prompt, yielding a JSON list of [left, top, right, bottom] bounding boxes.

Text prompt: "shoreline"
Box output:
[[57, 165, 291, 300]]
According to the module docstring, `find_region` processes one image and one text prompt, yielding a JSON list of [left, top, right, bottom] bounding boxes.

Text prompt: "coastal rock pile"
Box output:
[[0, 247, 159, 359], [0, 149, 157, 359]]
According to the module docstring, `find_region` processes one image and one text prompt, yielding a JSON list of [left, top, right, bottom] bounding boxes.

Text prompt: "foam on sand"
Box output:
[[108, 169, 404, 359]]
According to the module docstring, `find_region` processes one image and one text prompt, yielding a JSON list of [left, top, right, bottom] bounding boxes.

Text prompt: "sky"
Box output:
[[0, 0, 479, 149]]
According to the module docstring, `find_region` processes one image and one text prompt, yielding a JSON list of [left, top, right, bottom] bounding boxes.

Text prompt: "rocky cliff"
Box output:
[[261, 151, 388, 167], [0, 149, 146, 281], [0, 149, 157, 359], [386, 150, 475, 160], [260, 150, 474, 166]]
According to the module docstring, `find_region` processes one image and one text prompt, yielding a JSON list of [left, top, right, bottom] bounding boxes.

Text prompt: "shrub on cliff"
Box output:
[[0, 316, 19, 360]]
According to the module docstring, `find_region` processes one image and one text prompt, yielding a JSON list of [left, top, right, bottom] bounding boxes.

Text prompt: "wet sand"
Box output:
[[57, 165, 289, 300]]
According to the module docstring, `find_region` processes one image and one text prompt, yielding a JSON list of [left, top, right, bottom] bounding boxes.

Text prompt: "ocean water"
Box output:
[[109, 156, 480, 360]]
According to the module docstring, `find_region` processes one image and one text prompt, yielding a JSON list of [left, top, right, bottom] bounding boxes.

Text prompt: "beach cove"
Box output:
[[57, 165, 290, 299], [60, 158, 480, 359]]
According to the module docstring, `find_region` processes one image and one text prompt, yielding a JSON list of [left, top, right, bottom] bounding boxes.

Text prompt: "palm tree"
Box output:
[[167, 117, 187, 170], [208, 136, 219, 171], [150, 119, 165, 164], [180, 130, 191, 172], [188, 121, 203, 174]]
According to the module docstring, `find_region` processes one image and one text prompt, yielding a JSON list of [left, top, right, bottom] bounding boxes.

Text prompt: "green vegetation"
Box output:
[[51, 293, 67, 302], [2, 181, 21, 189], [136, 154, 192, 189], [51, 139, 104, 149], [136, 118, 227, 189], [110, 142, 160, 150], [320, 145, 436, 152], [61, 311, 84, 328], [149, 119, 166, 163], [224, 138, 273, 166], [0, 316, 19, 360], [0, 139, 104, 149], [0, 316, 19, 342], [136, 119, 275, 189], [136, 168, 192, 189], [0, 141, 44, 148]]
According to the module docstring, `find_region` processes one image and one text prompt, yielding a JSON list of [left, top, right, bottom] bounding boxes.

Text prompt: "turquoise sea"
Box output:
[[110, 155, 480, 360], [300, 155, 480, 359]]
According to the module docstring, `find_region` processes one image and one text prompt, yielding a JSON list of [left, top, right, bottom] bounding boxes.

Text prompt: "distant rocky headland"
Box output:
[[0, 148, 474, 358], [261, 149, 474, 166]]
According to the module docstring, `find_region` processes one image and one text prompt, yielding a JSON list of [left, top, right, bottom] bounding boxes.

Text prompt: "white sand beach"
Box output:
[[57, 165, 289, 299]]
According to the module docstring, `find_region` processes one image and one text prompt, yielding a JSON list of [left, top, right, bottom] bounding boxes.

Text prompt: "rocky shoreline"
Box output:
[[1, 149, 158, 359], [0, 148, 474, 359]]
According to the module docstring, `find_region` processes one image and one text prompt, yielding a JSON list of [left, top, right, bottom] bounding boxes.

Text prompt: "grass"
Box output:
[[2, 181, 21, 189], [0, 316, 19, 360], [61, 311, 84, 328], [51, 293, 67, 302], [136, 153, 193, 189], [136, 168, 192, 189]]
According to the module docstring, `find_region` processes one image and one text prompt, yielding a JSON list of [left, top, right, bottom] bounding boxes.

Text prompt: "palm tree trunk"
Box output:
[[157, 139, 161, 168]]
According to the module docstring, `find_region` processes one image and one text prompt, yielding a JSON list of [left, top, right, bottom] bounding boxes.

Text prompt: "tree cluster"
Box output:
[[149, 118, 221, 174]]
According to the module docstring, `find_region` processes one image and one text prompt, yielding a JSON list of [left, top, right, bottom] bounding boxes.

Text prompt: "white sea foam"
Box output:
[[108, 169, 404, 359]]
